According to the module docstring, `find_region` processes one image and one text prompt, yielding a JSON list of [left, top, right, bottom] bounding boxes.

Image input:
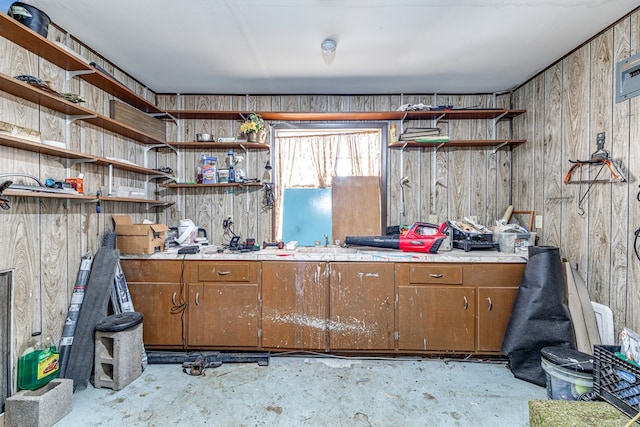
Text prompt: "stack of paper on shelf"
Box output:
[[399, 127, 440, 141]]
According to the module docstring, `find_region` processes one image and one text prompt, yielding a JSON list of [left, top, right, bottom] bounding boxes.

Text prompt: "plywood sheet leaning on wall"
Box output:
[[332, 176, 381, 244]]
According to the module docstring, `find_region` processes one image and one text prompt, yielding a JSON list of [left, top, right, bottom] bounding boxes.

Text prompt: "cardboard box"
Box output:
[[113, 215, 168, 254]]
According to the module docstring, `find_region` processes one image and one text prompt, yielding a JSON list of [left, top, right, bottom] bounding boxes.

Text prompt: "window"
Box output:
[[273, 123, 387, 242]]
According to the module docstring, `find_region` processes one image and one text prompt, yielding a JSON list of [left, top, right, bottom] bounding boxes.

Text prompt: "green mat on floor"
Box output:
[[529, 400, 633, 427]]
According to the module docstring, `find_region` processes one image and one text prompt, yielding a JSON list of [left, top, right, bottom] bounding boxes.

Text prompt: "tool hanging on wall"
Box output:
[[0, 180, 12, 210], [563, 132, 626, 216], [400, 176, 410, 216]]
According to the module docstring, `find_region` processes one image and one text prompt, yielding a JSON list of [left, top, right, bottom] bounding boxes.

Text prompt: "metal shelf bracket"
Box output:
[[492, 141, 509, 153], [66, 114, 97, 124]]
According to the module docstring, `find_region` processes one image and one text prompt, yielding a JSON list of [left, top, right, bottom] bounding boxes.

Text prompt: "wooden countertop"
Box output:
[[121, 247, 528, 263]]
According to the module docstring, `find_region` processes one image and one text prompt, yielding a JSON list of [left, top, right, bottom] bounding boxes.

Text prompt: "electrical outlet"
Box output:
[[428, 214, 438, 224], [535, 215, 543, 229]]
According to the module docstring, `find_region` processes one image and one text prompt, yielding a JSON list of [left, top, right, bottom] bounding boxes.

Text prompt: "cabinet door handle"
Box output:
[[463, 296, 468, 310], [172, 292, 177, 305], [195, 292, 199, 305], [487, 297, 493, 311], [430, 273, 443, 278], [217, 271, 230, 275]]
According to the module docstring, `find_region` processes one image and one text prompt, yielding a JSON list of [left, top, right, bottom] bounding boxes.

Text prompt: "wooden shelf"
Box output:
[[0, 13, 162, 114], [3, 191, 173, 206], [0, 133, 174, 179], [0, 73, 169, 146], [389, 140, 526, 149], [99, 196, 174, 206], [167, 142, 270, 150], [164, 109, 525, 122], [4, 188, 96, 201], [162, 182, 263, 189]]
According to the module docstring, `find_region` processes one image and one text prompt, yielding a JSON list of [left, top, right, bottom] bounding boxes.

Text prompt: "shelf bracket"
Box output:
[[434, 142, 448, 152], [66, 198, 98, 208], [65, 69, 95, 80], [145, 202, 172, 210], [145, 143, 177, 155], [149, 111, 178, 126], [492, 111, 508, 140], [147, 174, 176, 183], [434, 113, 446, 126], [66, 114, 97, 124], [492, 141, 509, 154], [62, 158, 97, 168]]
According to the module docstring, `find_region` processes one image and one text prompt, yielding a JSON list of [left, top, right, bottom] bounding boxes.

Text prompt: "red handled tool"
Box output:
[[345, 222, 448, 254]]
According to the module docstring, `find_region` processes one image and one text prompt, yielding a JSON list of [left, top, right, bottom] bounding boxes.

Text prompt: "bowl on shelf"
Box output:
[[196, 133, 215, 142]]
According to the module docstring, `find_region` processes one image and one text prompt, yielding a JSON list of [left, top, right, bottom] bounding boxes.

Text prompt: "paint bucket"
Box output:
[[540, 346, 595, 401], [176, 219, 197, 246]]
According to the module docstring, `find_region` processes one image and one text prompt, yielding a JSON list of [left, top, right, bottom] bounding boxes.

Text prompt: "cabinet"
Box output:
[[471, 263, 525, 353], [328, 262, 394, 350], [261, 262, 328, 350], [396, 264, 475, 352], [120, 260, 185, 348], [187, 261, 260, 348]]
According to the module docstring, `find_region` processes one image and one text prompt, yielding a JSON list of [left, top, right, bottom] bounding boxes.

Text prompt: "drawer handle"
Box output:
[[487, 297, 493, 311], [217, 271, 230, 275], [430, 273, 443, 278], [463, 296, 468, 310], [172, 292, 177, 305], [195, 292, 199, 305]]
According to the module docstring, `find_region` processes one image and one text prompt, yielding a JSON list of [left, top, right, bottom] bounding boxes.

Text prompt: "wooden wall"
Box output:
[[3, 7, 639, 391], [157, 93, 514, 243], [511, 10, 640, 336], [0, 24, 165, 383]]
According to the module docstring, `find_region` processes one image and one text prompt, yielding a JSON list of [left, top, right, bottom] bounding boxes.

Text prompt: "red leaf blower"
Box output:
[[344, 222, 449, 254]]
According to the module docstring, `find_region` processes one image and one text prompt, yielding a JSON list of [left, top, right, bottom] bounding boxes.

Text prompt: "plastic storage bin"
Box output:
[[540, 346, 594, 401], [594, 345, 640, 418]]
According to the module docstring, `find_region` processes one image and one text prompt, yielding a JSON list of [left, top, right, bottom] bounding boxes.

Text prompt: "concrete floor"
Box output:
[[57, 354, 547, 426]]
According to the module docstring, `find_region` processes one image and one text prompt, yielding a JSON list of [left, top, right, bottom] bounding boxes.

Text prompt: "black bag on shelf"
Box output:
[[8, 2, 51, 37]]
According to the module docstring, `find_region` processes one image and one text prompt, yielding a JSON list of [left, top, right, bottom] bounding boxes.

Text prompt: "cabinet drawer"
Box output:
[[408, 264, 463, 284], [121, 260, 183, 283], [197, 262, 254, 282]]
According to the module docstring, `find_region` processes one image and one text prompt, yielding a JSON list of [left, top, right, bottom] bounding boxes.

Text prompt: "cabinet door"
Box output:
[[188, 282, 259, 348], [329, 262, 394, 350], [128, 282, 184, 347], [262, 262, 328, 350], [398, 285, 475, 351], [122, 260, 185, 348], [476, 287, 518, 352]]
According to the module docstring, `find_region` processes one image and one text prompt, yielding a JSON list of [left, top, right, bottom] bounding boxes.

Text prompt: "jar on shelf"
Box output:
[[201, 155, 218, 184]]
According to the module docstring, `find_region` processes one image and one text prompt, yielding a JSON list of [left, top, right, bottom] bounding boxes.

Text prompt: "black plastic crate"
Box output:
[[594, 344, 640, 420]]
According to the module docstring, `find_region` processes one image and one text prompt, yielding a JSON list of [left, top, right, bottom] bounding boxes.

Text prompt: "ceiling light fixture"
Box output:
[[321, 38, 337, 54]]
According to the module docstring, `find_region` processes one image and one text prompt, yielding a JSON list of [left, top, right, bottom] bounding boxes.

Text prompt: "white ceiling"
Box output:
[[23, 0, 640, 95]]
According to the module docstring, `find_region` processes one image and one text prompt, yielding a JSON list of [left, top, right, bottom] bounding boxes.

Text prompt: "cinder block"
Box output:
[[94, 322, 143, 390], [5, 378, 73, 427]]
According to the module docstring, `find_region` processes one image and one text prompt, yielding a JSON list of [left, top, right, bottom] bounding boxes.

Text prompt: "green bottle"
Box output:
[[17, 332, 60, 390]]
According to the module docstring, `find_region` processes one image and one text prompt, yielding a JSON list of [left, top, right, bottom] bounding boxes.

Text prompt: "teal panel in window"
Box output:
[[282, 188, 332, 246]]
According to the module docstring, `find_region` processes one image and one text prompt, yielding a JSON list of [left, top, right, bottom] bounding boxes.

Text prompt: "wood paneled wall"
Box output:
[[3, 7, 640, 387], [0, 24, 165, 381], [157, 93, 515, 245], [511, 10, 640, 336]]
